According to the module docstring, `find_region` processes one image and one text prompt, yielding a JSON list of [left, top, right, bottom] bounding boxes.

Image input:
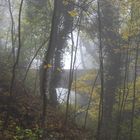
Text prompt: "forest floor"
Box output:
[[0, 91, 91, 140]]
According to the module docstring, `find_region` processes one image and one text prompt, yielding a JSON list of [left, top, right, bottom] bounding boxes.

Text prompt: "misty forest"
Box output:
[[1, 0, 140, 139]]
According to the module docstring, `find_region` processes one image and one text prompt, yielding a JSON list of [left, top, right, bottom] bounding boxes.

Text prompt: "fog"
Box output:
[[1, 0, 139, 139]]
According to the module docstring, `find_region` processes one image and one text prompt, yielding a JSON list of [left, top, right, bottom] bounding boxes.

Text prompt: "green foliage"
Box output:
[[13, 126, 43, 140], [119, 117, 140, 140], [115, 77, 140, 112]]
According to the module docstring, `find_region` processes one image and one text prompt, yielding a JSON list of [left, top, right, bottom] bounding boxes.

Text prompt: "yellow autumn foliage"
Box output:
[[68, 10, 78, 17], [44, 64, 52, 69]]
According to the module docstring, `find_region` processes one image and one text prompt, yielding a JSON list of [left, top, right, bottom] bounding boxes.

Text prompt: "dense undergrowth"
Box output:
[[0, 91, 91, 140]]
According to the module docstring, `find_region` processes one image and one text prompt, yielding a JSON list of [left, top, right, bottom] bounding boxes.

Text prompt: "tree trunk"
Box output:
[[98, 0, 121, 139]]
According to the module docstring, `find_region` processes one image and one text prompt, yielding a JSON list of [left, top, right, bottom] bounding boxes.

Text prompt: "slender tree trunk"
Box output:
[[130, 42, 139, 140], [10, 0, 24, 96], [84, 72, 99, 129], [96, 1, 104, 140], [3, 0, 24, 130], [8, 0, 16, 62]]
